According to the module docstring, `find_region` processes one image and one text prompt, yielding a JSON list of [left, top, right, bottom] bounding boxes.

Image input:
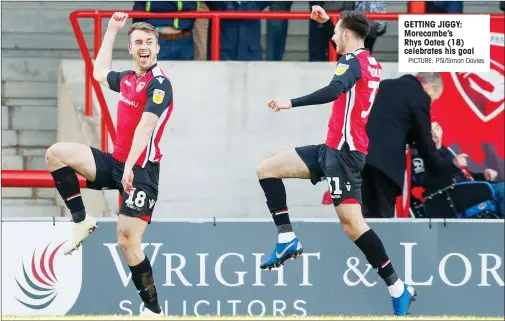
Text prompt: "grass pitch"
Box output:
[[2, 316, 503, 320]]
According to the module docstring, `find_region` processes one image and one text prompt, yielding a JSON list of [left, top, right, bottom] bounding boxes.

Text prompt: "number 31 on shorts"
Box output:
[[326, 177, 343, 196]]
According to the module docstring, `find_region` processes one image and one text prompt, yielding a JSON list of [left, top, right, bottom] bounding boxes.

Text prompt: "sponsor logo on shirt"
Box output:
[[120, 94, 139, 108]]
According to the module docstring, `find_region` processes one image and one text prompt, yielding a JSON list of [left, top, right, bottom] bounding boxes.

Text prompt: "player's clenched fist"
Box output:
[[268, 99, 292, 112], [108, 12, 128, 32], [310, 5, 329, 23]]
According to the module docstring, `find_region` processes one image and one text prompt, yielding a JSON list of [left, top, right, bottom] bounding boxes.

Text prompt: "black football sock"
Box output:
[[354, 229, 399, 286], [129, 256, 161, 313], [50, 166, 86, 223], [259, 178, 294, 238]]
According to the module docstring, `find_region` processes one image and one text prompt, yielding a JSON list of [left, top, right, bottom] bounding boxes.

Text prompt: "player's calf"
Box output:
[[46, 143, 96, 224], [128, 255, 162, 315], [256, 150, 311, 270], [118, 214, 162, 315], [46, 143, 98, 255], [336, 201, 416, 315], [258, 176, 303, 270]]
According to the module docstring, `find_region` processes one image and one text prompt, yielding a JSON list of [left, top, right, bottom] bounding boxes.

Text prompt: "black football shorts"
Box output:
[[86, 147, 159, 223], [295, 143, 366, 206]]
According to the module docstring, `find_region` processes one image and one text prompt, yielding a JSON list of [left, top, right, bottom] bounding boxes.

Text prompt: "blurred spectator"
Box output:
[[206, 1, 272, 61], [355, 1, 387, 54], [266, 1, 293, 61], [362, 72, 468, 219], [411, 122, 504, 217], [133, 1, 198, 60], [308, 1, 354, 61], [425, 1, 463, 13], [500, 1, 504, 11], [193, 1, 210, 60]]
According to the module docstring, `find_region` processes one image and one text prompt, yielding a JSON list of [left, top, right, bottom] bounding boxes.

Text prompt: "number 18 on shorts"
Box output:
[[122, 189, 157, 221]]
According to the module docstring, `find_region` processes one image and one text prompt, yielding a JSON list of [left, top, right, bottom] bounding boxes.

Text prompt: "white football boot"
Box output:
[[140, 305, 164, 317], [63, 215, 98, 255]]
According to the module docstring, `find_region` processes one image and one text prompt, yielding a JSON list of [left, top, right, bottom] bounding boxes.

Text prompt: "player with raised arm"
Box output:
[[256, 7, 416, 316], [45, 12, 174, 316]]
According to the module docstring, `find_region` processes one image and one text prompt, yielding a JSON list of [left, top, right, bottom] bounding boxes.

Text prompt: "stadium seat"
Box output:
[[411, 181, 501, 219]]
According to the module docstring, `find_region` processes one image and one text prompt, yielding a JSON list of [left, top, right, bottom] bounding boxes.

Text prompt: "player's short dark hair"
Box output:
[[339, 10, 371, 39]]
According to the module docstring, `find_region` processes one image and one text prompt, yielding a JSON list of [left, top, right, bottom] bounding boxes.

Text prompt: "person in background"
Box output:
[[193, 1, 210, 60], [266, 1, 293, 61], [206, 1, 272, 61], [133, 1, 199, 60], [425, 1, 463, 13], [362, 72, 468, 219], [355, 1, 387, 54], [411, 122, 504, 216]]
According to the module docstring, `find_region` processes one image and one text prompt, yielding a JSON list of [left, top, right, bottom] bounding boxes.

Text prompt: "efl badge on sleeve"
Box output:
[[335, 63, 349, 76], [153, 89, 165, 104]]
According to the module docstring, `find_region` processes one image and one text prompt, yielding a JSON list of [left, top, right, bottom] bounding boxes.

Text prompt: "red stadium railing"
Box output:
[[3, 6, 503, 218], [2, 170, 87, 188], [72, 11, 416, 121]]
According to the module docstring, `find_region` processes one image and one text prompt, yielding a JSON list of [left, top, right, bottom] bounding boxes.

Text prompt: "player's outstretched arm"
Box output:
[[290, 54, 362, 108], [93, 12, 128, 88]]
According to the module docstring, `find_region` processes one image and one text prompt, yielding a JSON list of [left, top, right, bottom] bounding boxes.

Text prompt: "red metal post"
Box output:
[[69, 12, 117, 144], [408, 1, 427, 14], [93, 16, 116, 205], [404, 149, 412, 217], [211, 15, 221, 61], [1, 170, 87, 188], [94, 16, 102, 57], [118, 193, 123, 212], [85, 77, 92, 116], [101, 119, 109, 152], [94, 16, 109, 153]]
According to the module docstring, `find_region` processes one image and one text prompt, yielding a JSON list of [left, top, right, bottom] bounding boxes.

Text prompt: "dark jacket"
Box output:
[[133, 1, 198, 30], [365, 75, 453, 195], [425, 1, 463, 13], [207, 1, 271, 61]]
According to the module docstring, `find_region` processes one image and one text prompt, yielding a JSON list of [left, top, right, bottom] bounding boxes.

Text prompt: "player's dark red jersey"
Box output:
[[325, 49, 382, 155], [106, 64, 174, 167]]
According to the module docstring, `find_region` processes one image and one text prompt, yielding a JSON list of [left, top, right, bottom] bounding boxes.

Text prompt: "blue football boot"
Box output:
[[392, 284, 417, 316], [259, 238, 303, 270]]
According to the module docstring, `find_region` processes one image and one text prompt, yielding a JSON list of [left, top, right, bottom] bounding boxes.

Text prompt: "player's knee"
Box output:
[[257, 157, 279, 179], [45, 143, 59, 162], [45, 143, 65, 167], [117, 227, 134, 252], [337, 202, 369, 241], [117, 226, 141, 253], [341, 221, 363, 240]]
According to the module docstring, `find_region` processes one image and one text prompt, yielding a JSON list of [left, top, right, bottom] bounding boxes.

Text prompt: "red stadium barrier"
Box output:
[[3, 7, 503, 218], [2, 170, 87, 188]]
